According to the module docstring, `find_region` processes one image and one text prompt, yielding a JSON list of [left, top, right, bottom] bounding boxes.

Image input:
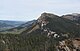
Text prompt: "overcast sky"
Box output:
[[0, 0, 80, 21]]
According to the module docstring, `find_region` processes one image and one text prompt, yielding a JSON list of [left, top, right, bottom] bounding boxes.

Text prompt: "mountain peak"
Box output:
[[40, 12, 58, 18], [41, 12, 55, 16], [37, 12, 59, 23]]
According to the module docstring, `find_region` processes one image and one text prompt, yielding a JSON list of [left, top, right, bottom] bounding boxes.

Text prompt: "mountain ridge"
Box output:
[[21, 12, 80, 38], [61, 13, 80, 24], [0, 12, 80, 51]]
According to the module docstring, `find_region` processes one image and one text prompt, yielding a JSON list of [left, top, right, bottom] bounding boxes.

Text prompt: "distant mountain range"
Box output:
[[0, 20, 26, 31], [0, 20, 37, 34]]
